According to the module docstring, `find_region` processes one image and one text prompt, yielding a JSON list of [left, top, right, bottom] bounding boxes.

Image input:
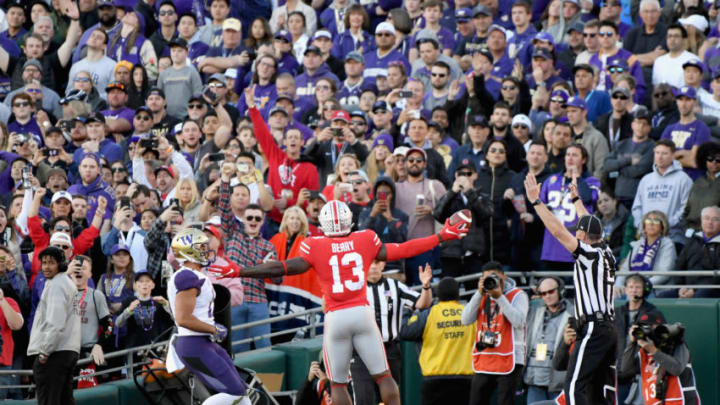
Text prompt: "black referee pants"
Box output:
[[468, 365, 524, 405], [564, 320, 617, 405], [350, 341, 402, 405]]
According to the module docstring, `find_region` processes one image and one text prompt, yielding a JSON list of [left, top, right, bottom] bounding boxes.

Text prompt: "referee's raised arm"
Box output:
[[524, 172, 579, 254]]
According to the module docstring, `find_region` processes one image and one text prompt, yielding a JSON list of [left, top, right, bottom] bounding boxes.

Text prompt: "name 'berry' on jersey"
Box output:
[[298, 229, 382, 312]]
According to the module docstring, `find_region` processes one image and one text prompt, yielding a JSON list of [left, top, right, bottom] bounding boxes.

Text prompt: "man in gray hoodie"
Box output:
[[27, 247, 82, 405], [632, 139, 693, 247]]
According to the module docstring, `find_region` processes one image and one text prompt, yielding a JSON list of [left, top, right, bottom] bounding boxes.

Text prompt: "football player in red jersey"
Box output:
[[210, 200, 470, 405]]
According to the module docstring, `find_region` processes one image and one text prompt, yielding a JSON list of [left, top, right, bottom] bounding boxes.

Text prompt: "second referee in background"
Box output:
[[525, 173, 618, 405], [349, 260, 433, 404]]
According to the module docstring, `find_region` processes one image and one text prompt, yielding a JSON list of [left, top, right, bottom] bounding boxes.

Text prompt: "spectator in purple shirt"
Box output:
[[67, 153, 117, 229], [331, 4, 374, 61], [237, 54, 279, 119], [589, 20, 646, 103], [272, 30, 300, 76], [101, 81, 135, 139], [507, 0, 537, 65], [7, 93, 43, 147], [198, 18, 251, 80], [0, 2, 28, 43], [660, 86, 712, 181], [409, 0, 455, 60], [72, 112, 123, 165]]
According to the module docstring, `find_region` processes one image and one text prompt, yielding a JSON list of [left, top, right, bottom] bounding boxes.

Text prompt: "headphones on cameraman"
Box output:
[[536, 276, 565, 299], [626, 274, 653, 298]]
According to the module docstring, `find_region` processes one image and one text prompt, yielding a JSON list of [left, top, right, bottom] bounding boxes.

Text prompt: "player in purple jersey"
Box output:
[[540, 144, 600, 270]]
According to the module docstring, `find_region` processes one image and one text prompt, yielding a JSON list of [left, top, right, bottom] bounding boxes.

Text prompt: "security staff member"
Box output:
[[400, 277, 477, 405], [525, 172, 617, 405], [524, 277, 575, 403], [461, 261, 529, 405], [350, 260, 433, 404], [620, 314, 700, 405]]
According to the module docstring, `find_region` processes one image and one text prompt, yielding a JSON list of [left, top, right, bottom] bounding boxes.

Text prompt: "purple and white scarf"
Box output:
[[630, 238, 661, 271]]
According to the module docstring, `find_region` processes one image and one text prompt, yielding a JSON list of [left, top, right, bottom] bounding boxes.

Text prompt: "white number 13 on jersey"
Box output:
[[329, 253, 365, 293]]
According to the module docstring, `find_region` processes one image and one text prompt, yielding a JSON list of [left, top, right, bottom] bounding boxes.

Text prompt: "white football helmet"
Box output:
[[319, 200, 353, 237]]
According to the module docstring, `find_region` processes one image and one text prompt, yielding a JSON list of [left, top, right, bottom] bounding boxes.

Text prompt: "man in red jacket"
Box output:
[[246, 86, 319, 233]]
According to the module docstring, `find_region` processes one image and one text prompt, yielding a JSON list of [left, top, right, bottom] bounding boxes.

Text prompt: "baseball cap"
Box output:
[[467, 115, 489, 127], [566, 21, 584, 34], [276, 93, 295, 105], [110, 243, 131, 255], [675, 86, 697, 99], [304, 45, 322, 55], [106, 81, 127, 93], [97, 0, 114, 7], [393, 146, 409, 157], [331, 110, 350, 123], [372, 100, 390, 113], [678, 14, 709, 32], [633, 106, 651, 122], [415, 29, 440, 46], [472, 47, 494, 63], [375, 22, 396, 35], [576, 214, 602, 237], [312, 29, 332, 41], [134, 270, 153, 282], [147, 87, 165, 99], [427, 121, 443, 133], [209, 73, 227, 85], [572, 63, 595, 76], [50, 232, 73, 248], [51, 190, 73, 204], [345, 51, 364, 64], [269, 105, 289, 116], [488, 24, 506, 38], [154, 165, 176, 178], [169, 37, 188, 49], [349, 110, 367, 122], [455, 7, 472, 22], [565, 96, 586, 110], [682, 58, 704, 73], [607, 58, 629, 70], [550, 89, 570, 104], [511, 114, 532, 129], [224, 68, 238, 79], [308, 191, 327, 203], [472, 4, 491, 16], [406, 147, 426, 160], [455, 158, 478, 172], [611, 87, 631, 99], [222, 18, 241, 31], [532, 47, 553, 60], [532, 31, 555, 45], [85, 111, 106, 124], [372, 133, 394, 152], [274, 30, 292, 43], [636, 311, 663, 326]]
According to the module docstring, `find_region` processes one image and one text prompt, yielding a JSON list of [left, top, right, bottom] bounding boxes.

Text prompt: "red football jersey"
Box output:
[[298, 230, 382, 312]]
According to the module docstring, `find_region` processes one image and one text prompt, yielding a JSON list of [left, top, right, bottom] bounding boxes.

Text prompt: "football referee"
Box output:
[[525, 173, 617, 405]]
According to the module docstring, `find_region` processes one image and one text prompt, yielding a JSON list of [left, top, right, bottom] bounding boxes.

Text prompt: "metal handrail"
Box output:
[[1, 269, 718, 387]]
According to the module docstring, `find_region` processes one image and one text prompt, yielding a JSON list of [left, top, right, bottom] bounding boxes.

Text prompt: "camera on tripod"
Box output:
[[483, 273, 502, 291], [475, 331, 499, 351]]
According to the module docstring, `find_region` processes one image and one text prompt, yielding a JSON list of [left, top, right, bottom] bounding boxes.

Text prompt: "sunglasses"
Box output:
[[512, 124, 528, 129], [209, 82, 226, 88], [188, 103, 204, 109], [612, 94, 628, 100], [608, 67, 625, 73], [550, 97, 565, 103], [245, 215, 263, 222], [111, 167, 126, 172], [350, 120, 366, 126], [350, 179, 365, 185], [26, 88, 41, 94], [159, 10, 175, 16], [54, 225, 71, 232], [13, 102, 30, 108], [538, 288, 557, 297], [644, 218, 662, 225], [431, 73, 447, 78], [708, 156, 720, 163], [457, 171, 473, 177], [502, 85, 517, 91], [316, 85, 331, 90], [75, 77, 90, 82], [653, 91, 669, 98], [376, 33, 393, 37], [489, 147, 506, 154], [598, 31, 614, 37], [407, 158, 425, 163], [583, 32, 597, 38]]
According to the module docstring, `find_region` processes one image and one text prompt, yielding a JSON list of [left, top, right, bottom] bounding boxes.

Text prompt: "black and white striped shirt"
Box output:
[[366, 277, 420, 342], [572, 240, 616, 318]]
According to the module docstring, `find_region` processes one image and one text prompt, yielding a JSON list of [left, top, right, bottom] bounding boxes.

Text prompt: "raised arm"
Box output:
[[209, 256, 312, 279], [57, 1, 82, 67], [525, 172, 578, 253], [377, 218, 469, 261], [568, 177, 590, 218]]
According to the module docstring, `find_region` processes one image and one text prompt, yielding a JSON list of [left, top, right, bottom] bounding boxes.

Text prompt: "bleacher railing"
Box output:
[[0, 269, 718, 390]]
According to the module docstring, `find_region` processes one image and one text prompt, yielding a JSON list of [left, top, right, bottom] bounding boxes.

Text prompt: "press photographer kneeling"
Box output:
[[461, 261, 528, 405], [620, 313, 700, 405]]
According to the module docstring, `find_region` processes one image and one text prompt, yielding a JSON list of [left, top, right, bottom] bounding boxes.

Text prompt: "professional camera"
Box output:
[[475, 331, 499, 351], [483, 273, 502, 291], [631, 324, 654, 341], [633, 322, 685, 351]]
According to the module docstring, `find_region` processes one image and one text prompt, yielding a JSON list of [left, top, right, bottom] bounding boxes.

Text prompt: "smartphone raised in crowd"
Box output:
[[208, 152, 225, 162]]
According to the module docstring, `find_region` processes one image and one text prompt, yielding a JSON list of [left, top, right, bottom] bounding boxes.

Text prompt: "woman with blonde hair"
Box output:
[[615, 210, 676, 297], [321, 153, 361, 202], [270, 206, 309, 261], [364, 134, 393, 184], [175, 177, 202, 223]]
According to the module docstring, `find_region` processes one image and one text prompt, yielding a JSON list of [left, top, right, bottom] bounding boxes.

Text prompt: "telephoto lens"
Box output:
[[483, 274, 500, 291]]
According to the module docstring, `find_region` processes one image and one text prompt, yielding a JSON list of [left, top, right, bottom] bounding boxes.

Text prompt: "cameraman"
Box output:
[[621, 314, 700, 405], [461, 261, 529, 405]]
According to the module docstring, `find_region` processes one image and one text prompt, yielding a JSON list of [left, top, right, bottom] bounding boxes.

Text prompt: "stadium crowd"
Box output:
[[0, 0, 719, 401]]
